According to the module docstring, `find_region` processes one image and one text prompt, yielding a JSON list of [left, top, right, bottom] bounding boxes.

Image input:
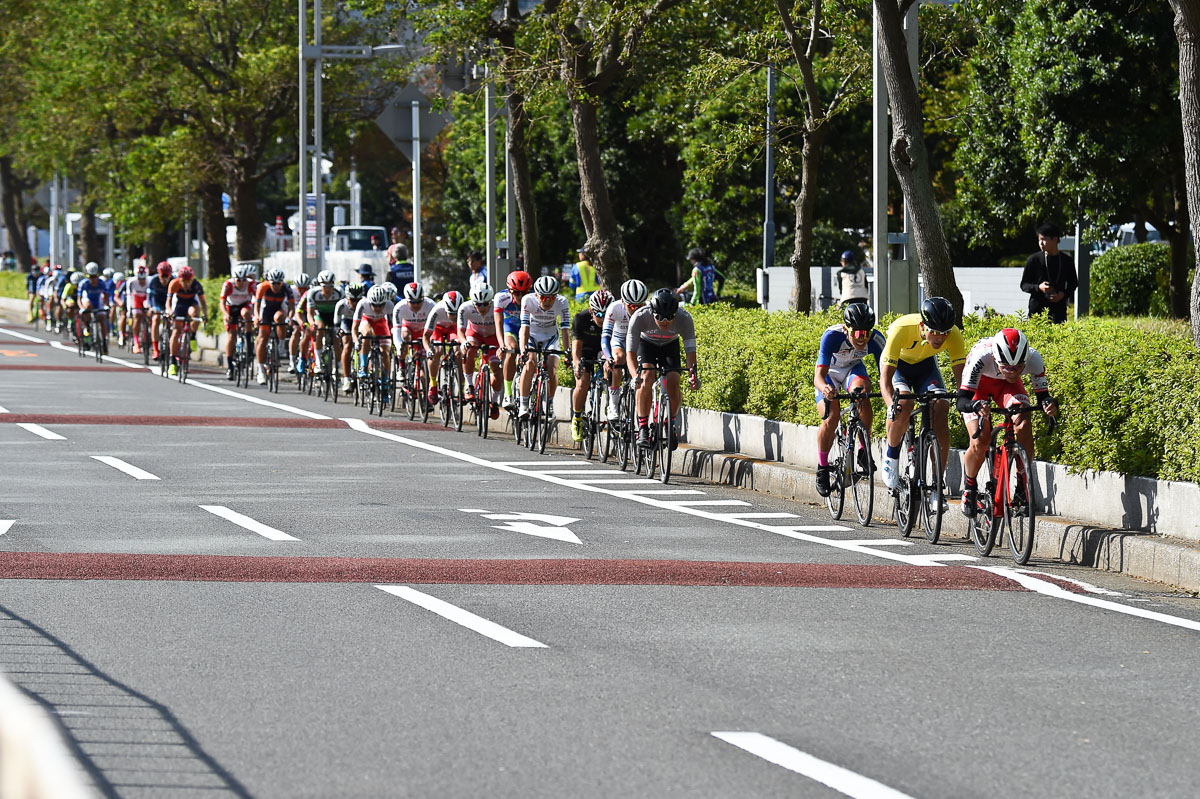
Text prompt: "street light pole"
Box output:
[[298, 0, 308, 278], [314, 0, 324, 279]]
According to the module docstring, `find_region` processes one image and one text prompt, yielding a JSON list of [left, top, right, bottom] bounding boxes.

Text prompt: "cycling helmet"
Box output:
[[403, 281, 424, 302], [470, 283, 494, 304], [112, 271, 125, 283], [380, 282, 398, 302], [70, 272, 85, 285], [266, 267, 286, 283], [533, 275, 558, 297], [589, 289, 613, 315], [346, 281, 366, 299], [920, 296, 956, 333], [842, 303, 876, 331], [84, 262, 100, 276], [294, 273, 312, 289], [992, 328, 1029, 368], [648, 287, 680, 320], [506, 270, 532, 293], [157, 261, 172, 279], [41, 265, 50, 275], [102, 266, 114, 278], [367, 285, 388, 305], [620, 279, 648, 305], [317, 269, 335, 286], [232, 264, 248, 280], [442, 290, 464, 314], [178, 265, 194, 281], [135, 264, 148, 278]]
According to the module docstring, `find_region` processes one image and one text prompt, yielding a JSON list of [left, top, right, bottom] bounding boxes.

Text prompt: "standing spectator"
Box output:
[[569, 246, 599, 301], [468, 250, 487, 292], [677, 247, 724, 305], [836, 250, 870, 306], [386, 242, 414, 290], [1020, 223, 1078, 324]]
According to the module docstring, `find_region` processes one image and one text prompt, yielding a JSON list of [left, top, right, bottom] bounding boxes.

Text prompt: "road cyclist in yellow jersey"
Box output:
[[879, 297, 966, 504]]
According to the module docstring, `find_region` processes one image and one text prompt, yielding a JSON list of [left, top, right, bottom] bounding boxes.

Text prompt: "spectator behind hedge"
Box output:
[[1021, 223, 1078, 323]]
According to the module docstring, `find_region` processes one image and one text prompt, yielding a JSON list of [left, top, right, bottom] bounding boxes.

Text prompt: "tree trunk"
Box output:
[[1172, 0, 1200, 348], [1170, 166, 1191, 319], [0, 156, 33, 270], [200, 183, 232, 276], [507, 90, 542, 276], [873, 0, 962, 312], [570, 97, 627, 289], [231, 175, 263, 262], [789, 132, 821, 313], [80, 199, 102, 268], [144, 232, 169, 267]]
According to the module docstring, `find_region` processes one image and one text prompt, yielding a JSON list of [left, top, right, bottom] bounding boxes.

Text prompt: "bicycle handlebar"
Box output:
[[969, 403, 1059, 439], [820, 389, 883, 420]]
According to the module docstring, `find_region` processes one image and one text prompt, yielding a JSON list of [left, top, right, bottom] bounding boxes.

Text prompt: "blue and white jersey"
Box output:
[[816, 324, 884, 384]]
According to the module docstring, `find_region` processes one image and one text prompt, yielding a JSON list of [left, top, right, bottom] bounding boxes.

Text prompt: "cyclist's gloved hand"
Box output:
[[688, 368, 699, 391], [972, 400, 989, 414]]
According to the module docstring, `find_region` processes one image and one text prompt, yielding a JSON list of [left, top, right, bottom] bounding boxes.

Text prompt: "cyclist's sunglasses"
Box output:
[[925, 326, 952, 336], [652, 312, 676, 322]]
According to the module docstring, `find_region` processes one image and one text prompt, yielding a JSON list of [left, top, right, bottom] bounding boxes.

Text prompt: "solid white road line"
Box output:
[[91, 456, 160, 481], [15, 423, 65, 440], [524, 468, 609, 474], [0, 327, 46, 343], [618, 489, 707, 495], [495, 460, 597, 466], [182, 377, 331, 420], [47, 340, 143, 369], [712, 732, 916, 799], [664, 500, 752, 507], [0, 521, 14, 536], [719, 513, 800, 520], [199, 505, 299, 541], [375, 585, 547, 648], [837, 539, 916, 547], [567, 478, 664, 485], [1012, 568, 1126, 596]]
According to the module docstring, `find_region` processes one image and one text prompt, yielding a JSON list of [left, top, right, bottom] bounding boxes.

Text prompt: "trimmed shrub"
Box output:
[[1091, 243, 1171, 317], [0, 271, 27, 300]]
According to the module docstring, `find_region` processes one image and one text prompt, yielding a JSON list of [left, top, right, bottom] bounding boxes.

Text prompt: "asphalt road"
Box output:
[[2, 316, 1199, 799]]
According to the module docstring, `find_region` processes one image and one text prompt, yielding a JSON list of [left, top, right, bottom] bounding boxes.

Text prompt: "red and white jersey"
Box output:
[[125, 277, 149, 311], [353, 297, 394, 324], [423, 300, 457, 333], [457, 301, 497, 337], [960, 339, 1049, 394], [393, 297, 435, 334], [221, 278, 255, 306]]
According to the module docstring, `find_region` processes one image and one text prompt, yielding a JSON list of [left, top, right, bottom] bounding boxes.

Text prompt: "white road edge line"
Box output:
[[375, 585, 547, 648], [15, 422, 66, 440], [0, 521, 14, 536], [0, 327, 47, 343], [47, 340, 143, 369], [175, 373, 331, 420], [712, 732, 916, 799], [1012, 568, 1126, 596], [0, 405, 9, 413], [91, 456, 160, 481], [199, 505, 299, 541]]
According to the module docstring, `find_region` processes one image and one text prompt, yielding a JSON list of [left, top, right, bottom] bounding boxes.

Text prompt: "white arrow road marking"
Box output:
[[712, 732, 916, 799], [199, 505, 299, 541], [0, 521, 14, 536], [459, 509, 583, 544], [0, 327, 47, 343], [91, 456, 160, 481], [375, 586, 547, 648], [15, 423, 65, 440]]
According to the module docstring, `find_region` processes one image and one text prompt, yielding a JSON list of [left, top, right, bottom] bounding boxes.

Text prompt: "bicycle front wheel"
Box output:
[[918, 429, 944, 544], [451, 366, 465, 431], [825, 430, 847, 521], [1005, 443, 1036, 565], [894, 436, 917, 537], [656, 393, 672, 484], [537, 375, 553, 454], [850, 423, 874, 526]]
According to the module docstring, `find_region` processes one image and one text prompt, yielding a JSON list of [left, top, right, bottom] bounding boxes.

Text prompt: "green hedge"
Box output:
[[1091, 243, 1172, 317], [0, 271, 28, 300]]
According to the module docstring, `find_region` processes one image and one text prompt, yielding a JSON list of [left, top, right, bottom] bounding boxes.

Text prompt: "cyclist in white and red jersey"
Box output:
[[422, 290, 464, 406], [352, 285, 394, 380], [517, 275, 570, 419], [220, 264, 256, 379], [124, 263, 150, 354], [955, 328, 1059, 516], [493, 270, 531, 409], [600, 278, 647, 421], [335, 283, 365, 392], [392, 281, 434, 363], [458, 283, 502, 417]]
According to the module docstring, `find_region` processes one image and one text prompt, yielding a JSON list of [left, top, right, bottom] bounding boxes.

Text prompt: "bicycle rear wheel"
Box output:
[[918, 430, 944, 544], [894, 435, 918, 537], [656, 393, 672, 484], [478, 367, 490, 439], [850, 423, 875, 526], [825, 430, 846, 520], [1005, 443, 1036, 565], [537, 375, 553, 454], [178, 333, 191, 383], [451, 365, 464, 431]]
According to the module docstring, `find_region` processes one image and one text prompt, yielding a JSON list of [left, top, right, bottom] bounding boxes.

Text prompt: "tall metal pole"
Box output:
[[484, 76, 496, 277], [762, 64, 777, 274], [411, 100, 422, 285], [198, 199, 207, 277], [502, 116, 516, 287], [49, 173, 59, 269], [298, 0, 308, 277], [313, 0, 324, 278]]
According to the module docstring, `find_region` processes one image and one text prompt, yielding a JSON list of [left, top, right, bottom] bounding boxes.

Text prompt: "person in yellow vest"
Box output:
[[570, 246, 599, 301]]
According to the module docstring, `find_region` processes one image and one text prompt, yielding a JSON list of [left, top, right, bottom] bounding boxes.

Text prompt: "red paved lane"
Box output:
[[0, 552, 1040, 590], [0, 364, 133, 372], [2, 414, 425, 430]]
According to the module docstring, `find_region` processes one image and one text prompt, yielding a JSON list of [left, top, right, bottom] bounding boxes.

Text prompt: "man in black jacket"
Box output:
[[1020, 223, 1078, 323]]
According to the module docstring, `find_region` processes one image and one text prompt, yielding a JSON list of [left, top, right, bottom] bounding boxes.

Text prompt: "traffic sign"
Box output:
[[374, 85, 451, 159]]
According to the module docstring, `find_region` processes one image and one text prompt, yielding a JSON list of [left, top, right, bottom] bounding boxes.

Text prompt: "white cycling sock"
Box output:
[[519, 396, 529, 410]]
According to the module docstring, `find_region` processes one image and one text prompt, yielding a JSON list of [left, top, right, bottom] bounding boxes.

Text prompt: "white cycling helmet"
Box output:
[[294, 273, 312, 289], [102, 267, 114, 278], [403, 281, 424, 302], [442, 290, 464, 314], [317, 269, 336, 286], [266, 267, 286, 283], [533, 275, 558, 297], [992, 328, 1028, 368], [70, 272, 85, 285], [84, 262, 100, 276], [380, 282, 398, 302], [470, 283, 494, 304], [620, 279, 648, 305], [367, 285, 389, 305], [112, 271, 125, 282]]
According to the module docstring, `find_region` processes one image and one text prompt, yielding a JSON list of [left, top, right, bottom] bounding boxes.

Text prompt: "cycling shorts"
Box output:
[[526, 330, 559, 352], [502, 316, 521, 338], [891, 356, 946, 396], [814, 362, 870, 405], [428, 325, 457, 344], [962, 375, 1030, 423], [225, 303, 251, 331], [361, 316, 391, 337], [636, 337, 681, 373], [466, 332, 500, 353]]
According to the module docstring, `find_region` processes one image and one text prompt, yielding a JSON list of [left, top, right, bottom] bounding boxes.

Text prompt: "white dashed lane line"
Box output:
[[375, 585, 548, 648], [91, 456, 160, 481], [199, 505, 300, 542], [15, 423, 66, 440]]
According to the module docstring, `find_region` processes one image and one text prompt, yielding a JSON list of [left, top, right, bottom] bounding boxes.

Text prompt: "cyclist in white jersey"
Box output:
[[220, 265, 256, 378], [124, 264, 151, 355], [392, 281, 435, 362], [352, 285, 395, 380], [422, 290, 465, 406], [625, 288, 700, 448], [458, 283, 502, 415], [601, 278, 648, 421], [518, 275, 571, 418], [335, 283, 365, 392]]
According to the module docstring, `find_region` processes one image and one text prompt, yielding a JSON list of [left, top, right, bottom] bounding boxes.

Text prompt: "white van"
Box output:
[[328, 226, 388, 252]]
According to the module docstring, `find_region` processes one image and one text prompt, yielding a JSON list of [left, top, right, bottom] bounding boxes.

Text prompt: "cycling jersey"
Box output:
[[519, 293, 570, 337], [625, 304, 697, 354], [817, 324, 885, 382], [881, 313, 966, 368], [333, 297, 357, 333], [256, 282, 292, 319], [146, 275, 170, 310], [493, 289, 525, 338], [393, 298, 434, 337], [600, 302, 637, 359], [25, 272, 38, 294], [458, 302, 497, 341], [572, 310, 602, 360], [221, 278, 255, 308], [60, 283, 77, 304], [112, 280, 126, 307], [168, 278, 204, 313], [305, 286, 343, 321], [77, 277, 109, 309], [423, 301, 457, 334], [353, 297, 394, 338], [959, 339, 1049, 399], [125, 278, 149, 311]]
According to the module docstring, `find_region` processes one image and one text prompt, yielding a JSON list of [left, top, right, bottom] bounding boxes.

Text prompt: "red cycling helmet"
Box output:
[[178, 265, 194, 281], [157, 261, 172, 279], [506, 270, 532, 293]]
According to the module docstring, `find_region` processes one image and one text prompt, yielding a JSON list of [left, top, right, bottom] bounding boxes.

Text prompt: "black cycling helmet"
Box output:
[[920, 297, 956, 333], [648, 287, 679, 320], [842, 302, 875, 331]]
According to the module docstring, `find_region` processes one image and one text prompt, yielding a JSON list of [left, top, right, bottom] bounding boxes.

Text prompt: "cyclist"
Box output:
[[518, 275, 571, 419], [626, 288, 699, 449], [879, 296, 966, 496], [352, 285, 395, 382], [570, 289, 612, 442], [392, 281, 434, 375], [165, 265, 207, 376], [125, 263, 150, 354], [111, 272, 127, 346], [956, 328, 1059, 516], [288, 273, 312, 373], [61, 272, 84, 338], [77, 263, 112, 347], [26, 265, 40, 322], [147, 262, 173, 361], [305, 270, 343, 376], [33, 266, 51, 325], [813, 303, 886, 497], [600, 278, 647, 422], [220, 265, 257, 379], [458, 283, 502, 418], [254, 268, 292, 385], [335, 282, 365, 393], [38, 266, 60, 332], [493, 270, 532, 410], [52, 264, 70, 331], [422, 290, 465, 406]]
